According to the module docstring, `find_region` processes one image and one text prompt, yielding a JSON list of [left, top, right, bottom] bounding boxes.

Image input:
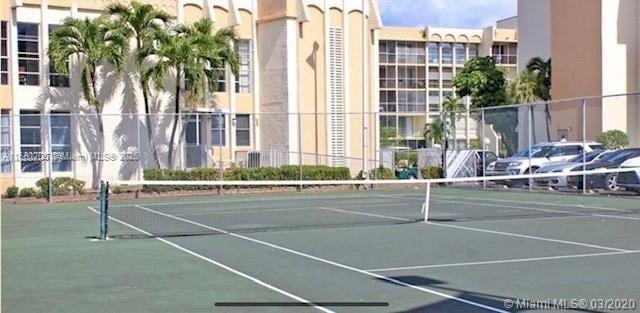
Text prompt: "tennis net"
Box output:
[[98, 167, 640, 239]]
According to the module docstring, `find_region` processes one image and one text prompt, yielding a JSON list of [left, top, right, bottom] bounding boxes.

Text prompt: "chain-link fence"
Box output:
[[1, 93, 638, 200]]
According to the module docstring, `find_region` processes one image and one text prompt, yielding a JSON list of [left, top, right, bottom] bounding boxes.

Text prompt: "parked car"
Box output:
[[534, 150, 611, 188], [567, 149, 640, 191], [617, 156, 640, 194], [476, 150, 499, 176], [487, 141, 604, 177]]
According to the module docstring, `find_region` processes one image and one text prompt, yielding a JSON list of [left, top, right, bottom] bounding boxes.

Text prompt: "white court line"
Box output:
[[591, 214, 640, 221], [434, 199, 574, 215], [317, 207, 414, 222], [432, 194, 628, 213], [319, 206, 632, 253], [131, 205, 508, 313], [367, 250, 640, 272], [86, 207, 335, 313], [426, 222, 631, 253]]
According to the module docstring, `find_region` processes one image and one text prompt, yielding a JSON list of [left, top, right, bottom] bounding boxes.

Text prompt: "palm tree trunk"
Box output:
[[142, 84, 161, 168], [167, 71, 180, 169], [544, 102, 552, 141], [89, 69, 104, 190]]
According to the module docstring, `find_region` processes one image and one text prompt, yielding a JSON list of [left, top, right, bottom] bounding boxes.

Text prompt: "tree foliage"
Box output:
[[453, 57, 518, 155], [141, 19, 239, 168], [596, 130, 630, 150], [453, 57, 506, 109], [380, 127, 399, 148], [48, 17, 129, 188], [106, 1, 171, 168]]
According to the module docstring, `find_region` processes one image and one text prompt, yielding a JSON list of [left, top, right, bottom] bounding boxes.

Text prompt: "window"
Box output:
[[396, 41, 425, 64], [211, 113, 226, 146], [428, 67, 439, 88], [441, 43, 452, 64], [1, 110, 11, 172], [20, 110, 41, 172], [397, 90, 426, 113], [492, 43, 517, 64], [50, 112, 71, 171], [428, 43, 439, 64], [454, 43, 466, 64], [379, 115, 396, 128], [397, 66, 425, 89], [48, 25, 69, 88], [379, 90, 396, 112], [235, 40, 251, 93], [17, 23, 39, 86], [442, 68, 453, 89], [469, 44, 479, 59], [378, 41, 396, 64], [235, 114, 250, 146], [428, 91, 440, 112], [1, 21, 8, 85], [379, 65, 396, 89]]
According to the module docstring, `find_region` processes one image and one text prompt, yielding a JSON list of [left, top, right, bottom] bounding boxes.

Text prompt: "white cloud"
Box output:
[[377, 0, 517, 28]]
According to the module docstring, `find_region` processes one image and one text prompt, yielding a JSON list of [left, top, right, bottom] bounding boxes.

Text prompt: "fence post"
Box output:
[[298, 112, 303, 191], [582, 99, 587, 194], [47, 114, 53, 203], [528, 104, 533, 192], [136, 113, 142, 198], [481, 108, 486, 190]]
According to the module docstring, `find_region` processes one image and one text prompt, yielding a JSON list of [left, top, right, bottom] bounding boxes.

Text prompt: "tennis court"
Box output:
[[4, 181, 640, 312]]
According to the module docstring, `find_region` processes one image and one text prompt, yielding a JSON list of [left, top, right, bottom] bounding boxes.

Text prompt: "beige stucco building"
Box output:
[[0, 0, 385, 190], [0, 0, 521, 190], [518, 0, 639, 147], [377, 18, 517, 150]]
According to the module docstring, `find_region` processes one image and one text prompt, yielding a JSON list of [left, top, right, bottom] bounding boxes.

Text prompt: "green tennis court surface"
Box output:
[[3, 187, 640, 312]]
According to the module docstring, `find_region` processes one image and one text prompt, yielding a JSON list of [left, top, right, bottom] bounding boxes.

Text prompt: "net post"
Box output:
[[98, 180, 109, 240], [423, 181, 431, 222]]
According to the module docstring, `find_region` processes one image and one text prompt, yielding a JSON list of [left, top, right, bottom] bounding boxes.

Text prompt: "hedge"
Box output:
[[36, 177, 86, 198], [4, 186, 19, 198], [142, 165, 351, 192], [421, 166, 444, 179]]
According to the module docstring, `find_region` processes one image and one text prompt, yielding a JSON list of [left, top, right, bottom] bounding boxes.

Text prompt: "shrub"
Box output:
[[142, 166, 351, 192], [596, 130, 629, 150], [36, 177, 86, 198], [5, 186, 19, 198], [421, 166, 444, 179], [18, 187, 36, 198]]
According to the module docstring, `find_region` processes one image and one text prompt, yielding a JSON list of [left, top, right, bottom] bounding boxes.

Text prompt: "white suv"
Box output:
[[487, 141, 605, 176], [617, 156, 640, 194]]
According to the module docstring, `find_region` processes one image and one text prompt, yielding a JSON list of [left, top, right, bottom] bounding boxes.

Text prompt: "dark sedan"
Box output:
[[567, 149, 640, 191]]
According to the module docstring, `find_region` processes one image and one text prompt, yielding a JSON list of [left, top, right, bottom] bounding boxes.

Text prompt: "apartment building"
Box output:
[[0, 0, 382, 190], [518, 0, 639, 147], [376, 18, 517, 150]]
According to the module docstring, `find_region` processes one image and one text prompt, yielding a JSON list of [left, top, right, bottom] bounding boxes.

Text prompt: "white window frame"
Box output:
[[0, 21, 9, 85], [235, 40, 251, 93], [1, 109, 11, 173], [50, 112, 71, 172], [20, 110, 42, 173], [17, 22, 40, 86]]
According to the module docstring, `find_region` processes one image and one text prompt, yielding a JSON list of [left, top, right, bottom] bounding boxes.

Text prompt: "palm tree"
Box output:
[[106, 1, 171, 168], [424, 117, 444, 147], [49, 17, 129, 188], [442, 96, 460, 150], [508, 70, 539, 143], [141, 19, 239, 169], [526, 57, 552, 140]]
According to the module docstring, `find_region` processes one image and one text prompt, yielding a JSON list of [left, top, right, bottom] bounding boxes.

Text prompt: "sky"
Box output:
[[378, 0, 517, 29]]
